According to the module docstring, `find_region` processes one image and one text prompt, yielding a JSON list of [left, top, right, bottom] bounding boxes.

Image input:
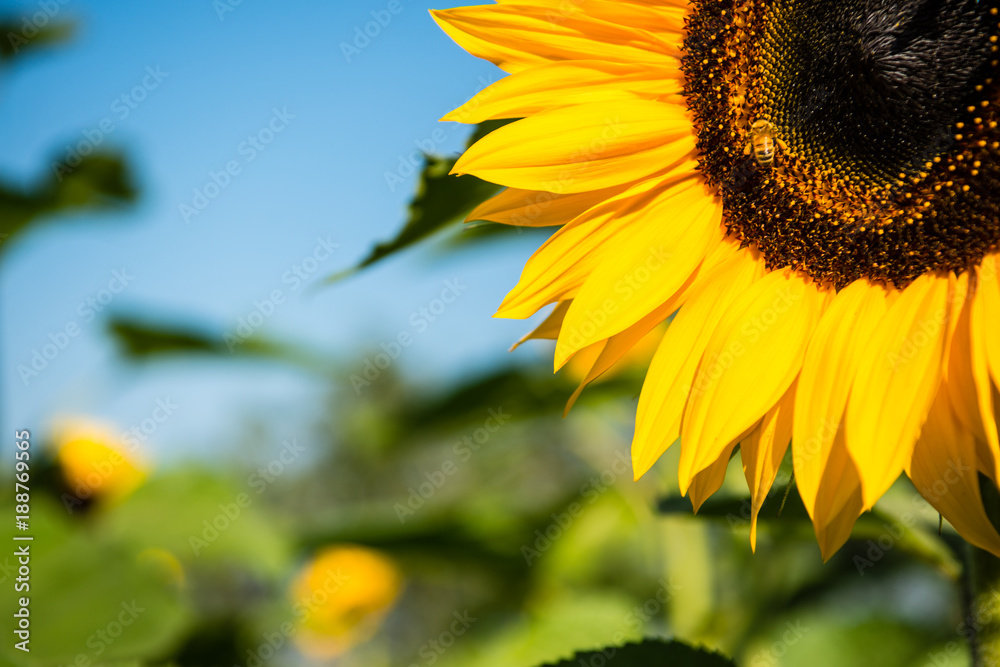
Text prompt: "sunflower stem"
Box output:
[[966, 481, 1000, 666]]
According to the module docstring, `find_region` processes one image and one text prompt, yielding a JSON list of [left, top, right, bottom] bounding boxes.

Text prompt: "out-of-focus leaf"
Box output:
[[110, 317, 232, 358], [0, 498, 191, 666], [538, 640, 736, 667], [329, 161, 498, 280], [438, 592, 645, 667], [741, 615, 936, 667], [658, 490, 961, 578], [296, 485, 600, 592], [0, 19, 74, 64], [108, 314, 331, 373], [658, 488, 811, 523], [103, 469, 294, 578], [440, 218, 551, 251], [393, 366, 640, 435], [465, 118, 516, 146], [0, 151, 137, 246], [327, 120, 515, 282]]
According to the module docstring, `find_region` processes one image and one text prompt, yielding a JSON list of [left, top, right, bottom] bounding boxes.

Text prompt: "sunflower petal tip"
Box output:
[[632, 456, 653, 482], [553, 349, 573, 370]]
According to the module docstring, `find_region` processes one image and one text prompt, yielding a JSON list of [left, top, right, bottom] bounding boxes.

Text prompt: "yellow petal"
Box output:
[[453, 99, 696, 193], [431, 3, 678, 74], [632, 247, 762, 480], [980, 253, 1000, 389], [510, 301, 570, 351], [563, 285, 689, 414], [689, 443, 736, 513], [678, 270, 827, 494], [942, 272, 1000, 483], [444, 60, 681, 124], [741, 381, 796, 551], [467, 184, 627, 227], [495, 0, 686, 36], [846, 274, 950, 509], [554, 181, 719, 365], [793, 279, 890, 518], [813, 478, 865, 562], [972, 264, 1000, 482], [496, 172, 692, 319], [907, 390, 1000, 557], [810, 427, 864, 534]]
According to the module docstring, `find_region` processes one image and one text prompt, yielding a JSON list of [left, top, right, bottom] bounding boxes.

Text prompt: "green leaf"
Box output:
[[327, 120, 515, 282], [103, 469, 294, 578], [109, 317, 233, 358], [0, 19, 74, 64], [440, 218, 551, 252], [658, 488, 961, 578], [107, 314, 331, 372], [391, 365, 640, 436], [538, 640, 736, 667], [0, 151, 137, 247], [657, 487, 810, 523], [0, 498, 191, 666]]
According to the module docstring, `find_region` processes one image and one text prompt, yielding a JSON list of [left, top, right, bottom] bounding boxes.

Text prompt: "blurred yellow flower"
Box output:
[[291, 545, 403, 658], [53, 417, 146, 509]]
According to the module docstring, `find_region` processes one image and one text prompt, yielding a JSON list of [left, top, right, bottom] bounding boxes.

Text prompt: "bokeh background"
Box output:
[[0, 2, 982, 666]]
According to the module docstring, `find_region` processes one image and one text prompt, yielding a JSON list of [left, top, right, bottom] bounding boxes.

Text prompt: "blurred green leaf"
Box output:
[[658, 490, 961, 579], [0, 151, 137, 247], [108, 314, 331, 373], [393, 366, 639, 435], [327, 120, 515, 282], [110, 317, 234, 358], [538, 640, 735, 667], [329, 161, 498, 280], [103, 469, 294, 578], [439, 592, 646, 667], [439, 218, 551, 252], [740, 615, 941, 667], [0, 498, 191, 666], [0, 19, 74, 64], [658, 488, 810, 523]]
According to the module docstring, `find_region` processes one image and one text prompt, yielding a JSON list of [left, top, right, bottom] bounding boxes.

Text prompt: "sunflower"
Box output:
[[432, 0, 1000, 560], [291, 545, 403, 657]]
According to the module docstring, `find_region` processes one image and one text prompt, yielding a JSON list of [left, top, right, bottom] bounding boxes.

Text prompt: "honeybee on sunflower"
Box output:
[[433, 0, 1000, 561]]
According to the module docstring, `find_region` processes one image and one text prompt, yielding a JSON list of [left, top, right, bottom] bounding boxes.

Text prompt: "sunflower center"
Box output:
[[763, 0, 994, 187], [683, 0, 1000, 288]]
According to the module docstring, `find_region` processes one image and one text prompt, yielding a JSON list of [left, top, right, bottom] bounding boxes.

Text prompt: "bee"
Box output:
[[747, 120, 779, 167]]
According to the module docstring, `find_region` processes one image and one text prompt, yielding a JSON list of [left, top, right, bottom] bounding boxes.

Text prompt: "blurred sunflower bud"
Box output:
[[291, 545, 403, 658], [53, 417, 146, 510]]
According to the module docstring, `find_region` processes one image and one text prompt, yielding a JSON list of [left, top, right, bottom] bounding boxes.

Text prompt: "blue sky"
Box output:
[[1, 0, 555, 461]]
